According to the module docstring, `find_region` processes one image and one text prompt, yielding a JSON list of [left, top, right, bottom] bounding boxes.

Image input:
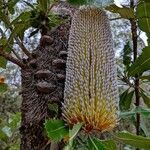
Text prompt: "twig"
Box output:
[[110, 17, 122, 21], [15, 37, 32, 59], [12, 49, 22, 61]]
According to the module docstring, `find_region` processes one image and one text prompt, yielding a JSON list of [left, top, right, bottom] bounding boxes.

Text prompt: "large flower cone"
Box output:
[[62, 6, 119, 133]]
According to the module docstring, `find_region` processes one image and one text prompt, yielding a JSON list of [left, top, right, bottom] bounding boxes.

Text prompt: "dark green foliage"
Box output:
[[44, 119, 69, 142], [87, 137, 117, 150], [106, 4, 135, 19], [67, 0, 88, 5], [128, 47, 150, 76], [0, 83, 7, 93], [140, 90, 150, 108], [0, 113, 21, 149], [137, 0, 150, 33], [116, 131, 150, 149], [119, 89, 134, 111], [123, 42, 132, 70]]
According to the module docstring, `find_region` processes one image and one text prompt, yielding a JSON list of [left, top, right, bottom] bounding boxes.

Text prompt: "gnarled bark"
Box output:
[[20, 22, 70, 150]]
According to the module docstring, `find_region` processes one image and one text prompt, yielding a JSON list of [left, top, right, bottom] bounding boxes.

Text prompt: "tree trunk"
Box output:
[[20, 22, 70, 150]]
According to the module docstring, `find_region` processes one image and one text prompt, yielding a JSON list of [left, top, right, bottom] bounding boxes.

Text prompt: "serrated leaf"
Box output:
[[119, 89, 134, 111], [140, 91, 150, 108], [128, 47, 150, 76], [137, 1, 150, 33], [44, 119, 69, 142], [115, 131, 150, 149], [0, 83, 7, 93], [106, 4, 135, 19]]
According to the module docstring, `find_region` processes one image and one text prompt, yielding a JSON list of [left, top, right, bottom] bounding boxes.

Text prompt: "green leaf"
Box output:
[[128, 47, 150, 76], [87, 137, 117, 150], [122, 42, 132, 69], [140, 91, 150, 108], [119, 89, 134, 111], [106, 4, 135, 19], [10, 11, 31, 26], [140, 116, 150, 137], [0, 11, 10, 28], [44, 119, 69, 142], [38, 0, 48, 12], [115, 131, 150, 149], [8, 113, 21, 131], [136, 107, 150, 118], [0, 83, 7, 93], [7, 21, 29, 45], [101, 140, 117, 150], [0, 57, 7, 69], [8, 0, 20, 14], [64, 123, 83, 149], [137, 1, 150, 33], [69, 123, 83, 142], [88, 137, 105, 150], [140, 75, 150, 81], [120, 107, 150, 118], [0, 129, 8, 142], [120, 111, 136, 118], [67, 0, 88, 6]]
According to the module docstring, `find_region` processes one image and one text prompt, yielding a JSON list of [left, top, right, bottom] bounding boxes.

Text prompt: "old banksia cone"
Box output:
[[62, 6, 119, 133]]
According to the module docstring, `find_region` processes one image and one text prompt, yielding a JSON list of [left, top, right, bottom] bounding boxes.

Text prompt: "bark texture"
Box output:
[[20, 22, 70, 150]]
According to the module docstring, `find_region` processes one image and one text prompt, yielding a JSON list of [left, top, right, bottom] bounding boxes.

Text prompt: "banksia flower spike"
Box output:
[[62, 6, 119, 133]]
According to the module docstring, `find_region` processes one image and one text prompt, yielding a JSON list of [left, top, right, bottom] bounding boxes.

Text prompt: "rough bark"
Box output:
[[20, 22, 70, 150]]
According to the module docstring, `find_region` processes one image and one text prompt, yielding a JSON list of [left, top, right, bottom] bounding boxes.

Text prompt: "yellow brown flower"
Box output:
[[62, 6, 119, 133]]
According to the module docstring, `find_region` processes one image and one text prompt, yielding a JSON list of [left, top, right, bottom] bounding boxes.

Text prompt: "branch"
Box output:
[[118, 75, 134, 88], [0, 49, 26, 68], [15, 38, 32, 59], [109, 17, 122, 21], [130, 0, 141, 141], [12, 49, 22, 61]]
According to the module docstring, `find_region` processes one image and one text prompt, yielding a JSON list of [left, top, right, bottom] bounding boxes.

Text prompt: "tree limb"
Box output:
[[0, 48, 26, 68], [12, 49, 22, 61], [130, 0, 141, 143]]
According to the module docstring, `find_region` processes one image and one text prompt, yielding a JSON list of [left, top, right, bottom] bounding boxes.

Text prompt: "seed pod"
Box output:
[[62, 6, 119, 133]]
